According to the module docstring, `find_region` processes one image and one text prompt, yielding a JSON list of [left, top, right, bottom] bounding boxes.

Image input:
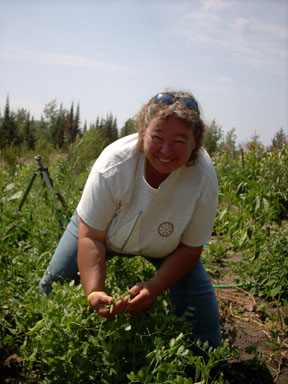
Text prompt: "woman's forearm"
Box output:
[[150, 243, 203, 296], [126, 243, 203, 313], [77, 217, 107, 297]]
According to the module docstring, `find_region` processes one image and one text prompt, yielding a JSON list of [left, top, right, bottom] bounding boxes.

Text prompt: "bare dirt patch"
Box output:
[[213, 254, 288, 384]]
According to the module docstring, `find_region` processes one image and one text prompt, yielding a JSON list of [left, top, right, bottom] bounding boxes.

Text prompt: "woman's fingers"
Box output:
[[128, 283, 143, 296], [88, 291, 113, 309], [89, 292, 130, 318], [88, 286, 152, 318]]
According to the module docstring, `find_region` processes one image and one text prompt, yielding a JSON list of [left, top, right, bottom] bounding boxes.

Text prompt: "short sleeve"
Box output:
[[181, 181, 218, 247], [76, 164, 118, 231]]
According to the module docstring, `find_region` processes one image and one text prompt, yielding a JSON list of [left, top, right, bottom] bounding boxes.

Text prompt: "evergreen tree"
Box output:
[[272, 127, 287, 149], [204, 119, 223, 155], [83, 120, 87, 133], [100, 113, 118, 145], [95, 117, 100, 129], [15, 108, 31, 146], [73, 103, 81, 139], [224, 128, 237, 150], [56, 105, 66, 148], [1, 96, 18, 148], [120, 118, 136, 137], [24, 114, 36, 150], [65, 102, 81, 144], [42, 100, 80, 148], [66, 102, 75, 144]]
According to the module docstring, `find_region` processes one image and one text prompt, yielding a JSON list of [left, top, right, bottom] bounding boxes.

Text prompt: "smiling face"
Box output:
[[143, 115, 196, 178]]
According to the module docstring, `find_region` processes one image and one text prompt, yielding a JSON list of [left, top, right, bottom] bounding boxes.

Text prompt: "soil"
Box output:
[[212, 250, 288, 384]]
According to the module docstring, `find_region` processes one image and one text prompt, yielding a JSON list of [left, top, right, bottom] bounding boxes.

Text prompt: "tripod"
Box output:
[[18, 155, 69, 228]]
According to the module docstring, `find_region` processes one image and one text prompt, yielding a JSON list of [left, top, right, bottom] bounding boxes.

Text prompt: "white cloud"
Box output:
[[171, 1, 288, 77], [202, 0, 234, 11], [216, 76, 235, 87], [0, 45, 135, 74]]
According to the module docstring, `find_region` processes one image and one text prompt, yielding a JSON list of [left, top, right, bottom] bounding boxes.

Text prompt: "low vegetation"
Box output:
[[1, 99, 287, 382]]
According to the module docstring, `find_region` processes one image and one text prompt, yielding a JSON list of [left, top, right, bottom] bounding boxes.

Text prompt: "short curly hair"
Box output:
[[135, 90, 205, 165]]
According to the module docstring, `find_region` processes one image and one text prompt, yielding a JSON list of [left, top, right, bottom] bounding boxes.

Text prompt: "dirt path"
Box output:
[[212, 251, 288, 384]]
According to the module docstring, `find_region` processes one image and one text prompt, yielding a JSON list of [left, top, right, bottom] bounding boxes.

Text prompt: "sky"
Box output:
[[0, 0, 287, 146]]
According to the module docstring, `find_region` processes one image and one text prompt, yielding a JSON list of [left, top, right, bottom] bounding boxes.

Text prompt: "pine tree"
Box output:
[[83, 120, 87, 133], [1, 96, 18, 148], [120, 118, 136, 137], [66, 102, 75, 143], [272, 127, 287, 149], [98, 113, 118, 146], [24, 114, 36, 150], [204, 119, 223, 155]]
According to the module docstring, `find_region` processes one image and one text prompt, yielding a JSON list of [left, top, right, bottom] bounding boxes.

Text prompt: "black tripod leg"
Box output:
[[41, 168, 68, 228], [18, 171, 38, 211], [41, 168, 54, 192]]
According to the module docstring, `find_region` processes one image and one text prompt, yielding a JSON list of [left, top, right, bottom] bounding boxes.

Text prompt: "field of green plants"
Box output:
[[1, 144, 287, 383]]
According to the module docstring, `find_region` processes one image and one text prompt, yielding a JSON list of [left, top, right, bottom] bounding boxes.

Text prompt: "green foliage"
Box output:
[[0, 158, 229, 383], [0, 96, 19, 148], [212, 145, 288, 302], [120, 118, 137, 137], [1, 144, 287, 382], [69, 126, 107, 172], [42, 100, 82, 149], [204, 119, 223, 155], [271, 127, 287, 149]]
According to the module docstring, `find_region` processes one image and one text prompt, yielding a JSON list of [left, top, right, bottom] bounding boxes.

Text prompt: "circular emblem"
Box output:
[[158, 222, 174, 237]]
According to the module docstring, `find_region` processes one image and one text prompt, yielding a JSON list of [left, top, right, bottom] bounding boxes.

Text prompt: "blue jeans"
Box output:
[[40, 211, 222, 348]]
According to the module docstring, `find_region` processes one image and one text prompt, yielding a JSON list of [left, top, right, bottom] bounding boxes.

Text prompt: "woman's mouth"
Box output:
[[159, 158, 173, 163]]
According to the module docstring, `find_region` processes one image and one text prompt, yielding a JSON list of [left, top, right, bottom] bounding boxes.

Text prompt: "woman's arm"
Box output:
[[126, 243, 203, 313], [78, 216, 129, 318]]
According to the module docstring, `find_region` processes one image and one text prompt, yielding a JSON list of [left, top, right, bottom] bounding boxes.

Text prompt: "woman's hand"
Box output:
[[88, 291, 129, 319], [126, 281, 160, 314]]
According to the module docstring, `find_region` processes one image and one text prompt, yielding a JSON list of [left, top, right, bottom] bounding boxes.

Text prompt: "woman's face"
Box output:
[[143, 115, 196, 175]]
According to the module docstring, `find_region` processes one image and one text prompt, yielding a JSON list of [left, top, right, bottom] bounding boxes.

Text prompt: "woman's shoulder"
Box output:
[[95, 133, 139, 173]]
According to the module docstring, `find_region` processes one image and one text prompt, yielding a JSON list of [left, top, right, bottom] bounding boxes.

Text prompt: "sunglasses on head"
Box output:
[[152, 93, 198, 111]]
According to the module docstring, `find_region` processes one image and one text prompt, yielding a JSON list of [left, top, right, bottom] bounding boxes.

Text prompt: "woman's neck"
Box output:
[[144, 159, 170, 189]]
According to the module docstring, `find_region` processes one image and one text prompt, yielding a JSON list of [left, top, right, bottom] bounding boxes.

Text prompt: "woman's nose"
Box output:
[[160, 141, 173, 154]]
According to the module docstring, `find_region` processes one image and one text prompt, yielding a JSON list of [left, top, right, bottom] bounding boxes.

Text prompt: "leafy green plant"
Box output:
[[1, 145, 287, 383]]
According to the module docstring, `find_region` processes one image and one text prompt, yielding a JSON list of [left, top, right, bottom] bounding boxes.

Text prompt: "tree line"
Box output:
[[0, 97, 137, 153], [0, 97, 286, 158]]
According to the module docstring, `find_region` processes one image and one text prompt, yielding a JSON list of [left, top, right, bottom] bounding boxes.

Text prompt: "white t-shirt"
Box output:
[[77, 133, 218, 258]]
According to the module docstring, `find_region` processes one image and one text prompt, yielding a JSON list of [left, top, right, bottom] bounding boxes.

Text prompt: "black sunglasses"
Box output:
[[152, 93, 198, 111]]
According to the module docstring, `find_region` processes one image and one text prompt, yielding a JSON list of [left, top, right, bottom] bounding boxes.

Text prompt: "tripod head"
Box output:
[[34, 155, 43, 167]]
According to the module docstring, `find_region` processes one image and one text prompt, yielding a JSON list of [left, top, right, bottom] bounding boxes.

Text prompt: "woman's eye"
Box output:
[[174, 140, 186, 144]]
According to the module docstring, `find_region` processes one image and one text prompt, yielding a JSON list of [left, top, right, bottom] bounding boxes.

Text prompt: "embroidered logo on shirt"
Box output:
[[158, 222, 174, 237]]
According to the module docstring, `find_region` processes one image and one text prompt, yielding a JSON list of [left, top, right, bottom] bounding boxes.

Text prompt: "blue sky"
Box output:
[[0, 0, 287, 146]]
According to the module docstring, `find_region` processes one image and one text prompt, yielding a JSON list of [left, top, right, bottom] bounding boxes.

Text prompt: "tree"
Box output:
[[272, 127, 287, 149], [25, 116, 36, 150], [204, 119, 223, 155], [65, 102, 81, 144], [223, 128, 237, 150], [244, 132, 263, 152], [42, 99, 60, 145], [42, 100, 81, 148], [72, 125, 107, 172], [0, 96, 18, 148], [99, 113, 118, 145], [120, 118, 136, 137]]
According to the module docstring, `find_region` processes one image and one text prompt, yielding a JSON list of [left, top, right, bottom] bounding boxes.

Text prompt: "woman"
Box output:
[[40, 91, 222, 349]]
